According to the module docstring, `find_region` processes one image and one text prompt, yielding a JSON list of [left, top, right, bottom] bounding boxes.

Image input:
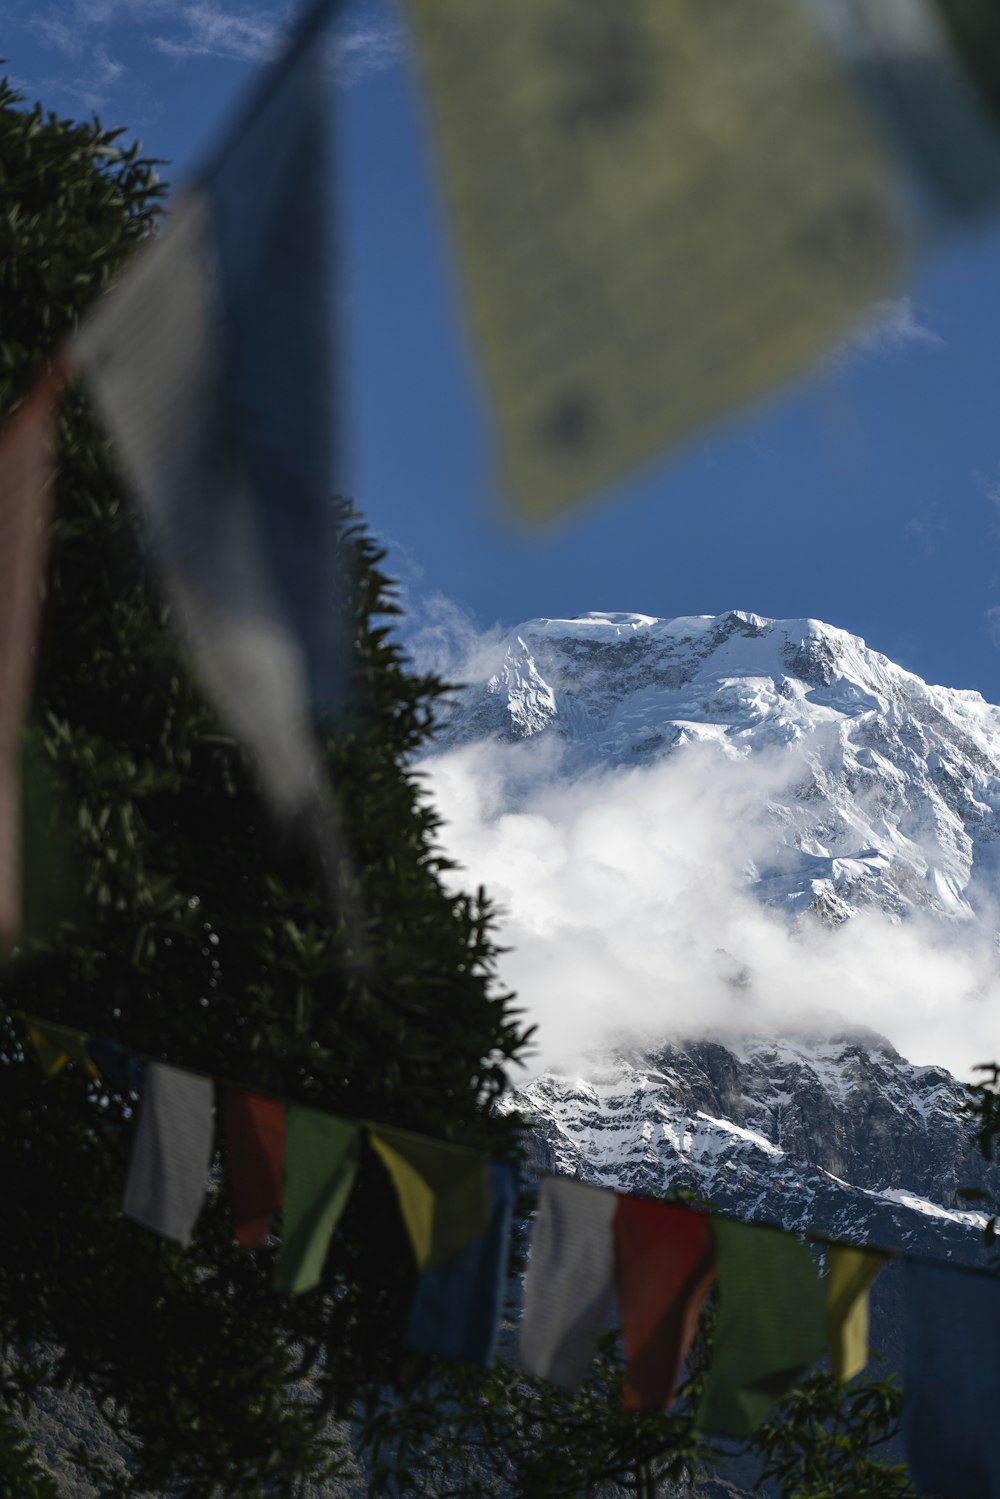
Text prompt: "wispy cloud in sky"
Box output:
[[27, 0, 403, 87], [331, 20, 404, 83], [985, 466, 1000, 513], [152, 4, 279, 63], [832, 294, 944, 366]]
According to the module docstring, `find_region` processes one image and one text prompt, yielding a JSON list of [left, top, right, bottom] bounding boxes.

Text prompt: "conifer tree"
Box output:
[[0, 77, 529, 1497]]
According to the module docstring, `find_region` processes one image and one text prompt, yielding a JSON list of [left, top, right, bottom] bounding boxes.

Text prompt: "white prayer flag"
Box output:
[[124, 1062, 215, 1248], [520, 1175, 617, 1388]]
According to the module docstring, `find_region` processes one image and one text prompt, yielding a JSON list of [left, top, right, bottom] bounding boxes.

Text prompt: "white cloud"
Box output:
[[832, 295, 944, 366], [331, 21, 404, 84], [30, 40, 127, 112], [402, 589, 508, 690], [985, 467, 1000, 513], [417, 730, 1000, 1084], [28, 0, 403, 84], [152, 3, 278, 62]]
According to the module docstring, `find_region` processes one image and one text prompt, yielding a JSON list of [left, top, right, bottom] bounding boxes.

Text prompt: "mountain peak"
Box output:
[[435, 609, 1000, 926]]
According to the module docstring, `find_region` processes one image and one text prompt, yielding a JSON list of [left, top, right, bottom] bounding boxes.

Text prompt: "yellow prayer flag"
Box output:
[[25, 1016, 99, 1080], [369, 1125, 490, 1272], [825, 1244, 886, 1381], [403, 0, 902, 524]]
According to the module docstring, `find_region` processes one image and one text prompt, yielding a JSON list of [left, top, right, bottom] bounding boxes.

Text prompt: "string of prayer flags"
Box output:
[[904, 1259, 1000, 1498], [520, 1176, 617, 1388], [123, 1062, 215, 1249], [27, 1005, 1000, 1471], [369, 1124, 491, 1272], [69, 0, 347, 820], [697, 1219, 825, 1438], [25, 1017, 99, 1081], [613, 1197, 716, 1413], [824, 1243, 887, 1382], [0, 362, 66, 949], [223, 1090, 286, 1248], [405, 1161, 517, 1366], [272, 1107, 359, 1294], [403, 0, 901, 526]]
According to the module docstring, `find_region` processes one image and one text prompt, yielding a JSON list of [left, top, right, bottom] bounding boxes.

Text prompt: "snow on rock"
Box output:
[[438, 609, 1000, 924]]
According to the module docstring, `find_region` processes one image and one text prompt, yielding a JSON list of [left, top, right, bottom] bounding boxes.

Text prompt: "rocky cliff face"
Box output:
[[505, 1028, 992, 1240]]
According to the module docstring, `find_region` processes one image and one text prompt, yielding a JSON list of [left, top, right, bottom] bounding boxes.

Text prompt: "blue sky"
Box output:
[[9, 0, 1000, 699]]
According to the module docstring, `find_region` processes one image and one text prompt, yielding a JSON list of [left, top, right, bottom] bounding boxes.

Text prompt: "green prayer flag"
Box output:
[[825, 1244, 885, 1382], [369, 1124, 490, 1272], [697, 1219, 825, 1438], [24, 1015, 99, 1080], [272, 1108, 359, 1295]]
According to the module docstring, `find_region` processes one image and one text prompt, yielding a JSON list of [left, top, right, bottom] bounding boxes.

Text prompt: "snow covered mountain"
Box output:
[[427, 609, 1000, 1364], [437, 608, 1000, 926]]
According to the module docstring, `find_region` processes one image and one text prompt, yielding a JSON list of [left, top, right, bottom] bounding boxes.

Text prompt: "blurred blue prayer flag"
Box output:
[[71, 0, 349, 818], [404, 1161, 517, 1365], [905, 1259, 1000, 1497]]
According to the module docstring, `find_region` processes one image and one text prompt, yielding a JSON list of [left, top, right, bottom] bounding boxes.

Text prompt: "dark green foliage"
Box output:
[[0, 76, 530, 1497], [750, 1368, 913, 1498], [362, 1279, 914, 1499], [359, 1331, 705, 1499]]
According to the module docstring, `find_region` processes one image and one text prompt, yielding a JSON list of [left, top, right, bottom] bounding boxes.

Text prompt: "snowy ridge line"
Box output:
[[435, 607, 1000, 927]]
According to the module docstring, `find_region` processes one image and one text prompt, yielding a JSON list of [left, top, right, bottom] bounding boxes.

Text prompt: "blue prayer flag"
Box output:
[[404, 1161, 517, 1366], [72, 0, 350, 817], [905, 1259, 1000, 1498]]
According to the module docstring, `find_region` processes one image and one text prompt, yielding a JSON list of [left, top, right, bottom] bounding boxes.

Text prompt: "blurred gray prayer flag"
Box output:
[[124, 1063, 215, 1248]]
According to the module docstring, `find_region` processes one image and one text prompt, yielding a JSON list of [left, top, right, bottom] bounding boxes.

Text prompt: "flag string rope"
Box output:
[[13, 1006, 998, 1279]]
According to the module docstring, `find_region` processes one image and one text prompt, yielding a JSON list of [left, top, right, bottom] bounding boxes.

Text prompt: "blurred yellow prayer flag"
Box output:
[[403, 0, 902, 524]]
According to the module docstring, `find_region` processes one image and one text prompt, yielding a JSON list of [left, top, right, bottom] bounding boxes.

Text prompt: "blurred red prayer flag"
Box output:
[[0, 363, 65, 949], [224, 1090, 286, 1247], [613, 1197, 716, 1411]]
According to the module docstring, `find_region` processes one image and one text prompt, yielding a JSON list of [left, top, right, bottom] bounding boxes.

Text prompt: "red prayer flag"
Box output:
[[613, 1196, 717, 1412], [0, 362, 65, 949], [224, 1090, 286, 1247]]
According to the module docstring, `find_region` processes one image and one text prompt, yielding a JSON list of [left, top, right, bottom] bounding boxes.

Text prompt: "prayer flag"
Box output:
[[24, 1016, 99, 1080], [0, 363, 65, 947], [70, 0, 347, 817], [123, 1062, 215, 1248], [697, 1219, 825, 1438], [223, 1089, 286, 1248], [405, 1161, 517, 1366], [824, 1243, 886, 1382], [812, 0, 1000, 226], [904, 1259, 1000, 1498], [273, 1107, 359, 1294], [369, 1124, 490, 1272], [520, 1176, 617, 1389], [613, 1196, 716, 1412], [403, 0, 900, 524]]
